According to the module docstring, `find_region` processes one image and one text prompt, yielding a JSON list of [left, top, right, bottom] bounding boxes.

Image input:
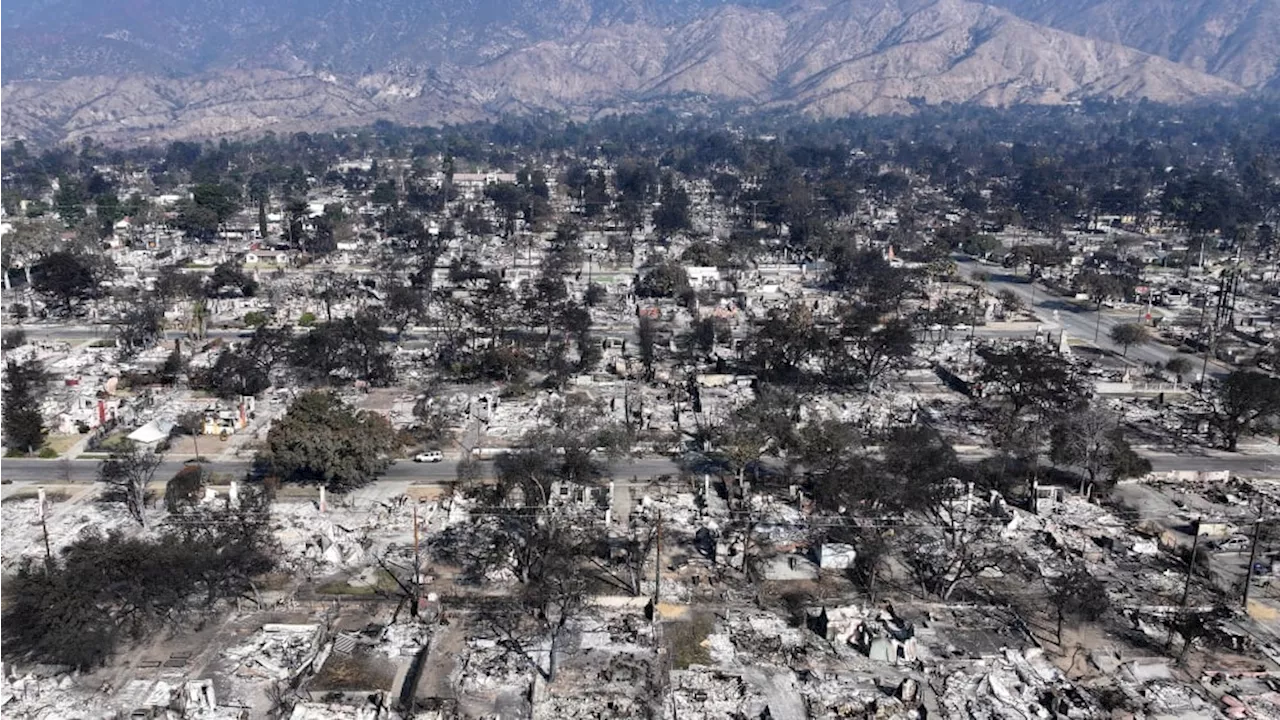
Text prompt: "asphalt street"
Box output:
[[954, 258, 1231, 378], [0, 456, 685, 485], [5, 262, 1257, 489], [4, 452, 1277, 487]]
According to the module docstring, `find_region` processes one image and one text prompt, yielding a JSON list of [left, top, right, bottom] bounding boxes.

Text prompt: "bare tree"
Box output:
[[1171, 606, 1231, 666], [1045, 565, 1109, 644], [585, 529, 655, 596], [456, 455, 483, 486], [478, 526, 591, 683], [904, 503, 1011, 601], [97, 440, 162, 527], [439, 513, 596, 683], [1049, 406, 1149, 495]]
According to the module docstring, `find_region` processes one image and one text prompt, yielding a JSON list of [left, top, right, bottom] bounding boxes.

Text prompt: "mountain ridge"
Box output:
[[0, 0, 1256, 144], [983, 0, 1280, 89]]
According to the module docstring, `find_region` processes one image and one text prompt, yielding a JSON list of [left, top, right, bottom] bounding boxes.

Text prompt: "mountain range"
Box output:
[[2, 0, 1274, 144]]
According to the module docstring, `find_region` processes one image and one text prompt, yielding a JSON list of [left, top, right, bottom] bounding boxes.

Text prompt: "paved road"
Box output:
[[954, 258, 1231, 378], [0, 456, 686, 485], [4, 452, 1278, 487], [18, 325, 249, 342]]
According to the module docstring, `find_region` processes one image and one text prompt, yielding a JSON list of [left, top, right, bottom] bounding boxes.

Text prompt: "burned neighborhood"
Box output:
[[2, 102, 1280, 720]]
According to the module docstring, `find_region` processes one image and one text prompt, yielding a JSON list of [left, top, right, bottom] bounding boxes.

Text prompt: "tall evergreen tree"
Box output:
[[2, 360, 47, 453]]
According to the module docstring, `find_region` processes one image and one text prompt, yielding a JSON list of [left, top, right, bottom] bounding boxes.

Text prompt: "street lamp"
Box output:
[[1093, 297, 1103, 343], [967, 290, 980, 366]]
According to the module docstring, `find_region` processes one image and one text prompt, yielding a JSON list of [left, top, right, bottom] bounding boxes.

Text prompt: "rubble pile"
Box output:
[[222, 623, 325, 683], [722, 611, 809, 666], [1, 673, 98, 720], [288, 702, 383, 720], [575, 612, 656, 655], [535, 692, 646, 720], [378, 622, 432, 659], [273, 510, 371, 572], [935, 648, 1096, 719], [795, 672, 904, 719], [667, 669, 769, 719], [1137, 678, 1219, 717], [456, 639, 536, 697], [270, 498, 430, 573], [1, 497, 144, 572]]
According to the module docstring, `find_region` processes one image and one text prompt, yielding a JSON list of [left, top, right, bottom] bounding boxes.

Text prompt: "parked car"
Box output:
[[414, 450, 444, 463], [1215, 535, 1251, 552]]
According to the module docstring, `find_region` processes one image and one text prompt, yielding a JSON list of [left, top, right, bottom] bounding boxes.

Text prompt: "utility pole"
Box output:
[[1200, 324, 1215, 387], [653, 510, 662, 609], [38, 487, 52, 567], [40, 512, 52, 565], [1179, 517, 1203, 610], [1167, 516, 1202, 650], [967, 290, 980, 366], [412, 504, 422, 616], [1243, 499, 1266, 609]]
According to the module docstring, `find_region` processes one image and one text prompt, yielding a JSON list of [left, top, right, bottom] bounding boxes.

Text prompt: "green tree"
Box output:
[[635, 261, 690, 299], [243, 310, 270, 328], [260, 391, 396, 491], [653, 173, 691, 236], [191, 182, 242, 224], [747, 303, 825, 385], [977, 343, 1089, 419], [997, 288, 1024, 313], [1165, 357, 1193, 383], [2, 359, 48, 453], [199, 325, 291, 399], [2, 492, 274, 669], [53, 178, 88, 224], [173, 200, 221, 240], [827, 249, 917, 313], [257, 201, 269, 239], [1108, 323, 1151, 357], [1076, 271, 1127, 305], [825, 303, 915, 389], [164, 464, 205, 513], [961, 234, 1001, 258], [810, 425, 958, 517], [290, 311, 395, 386], [1207, 370, 1280, 451], [371, 180, 398, 205], [207, 260, 258, 298], [31, 251, 106, 315], [176, 410, 206, 461]]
